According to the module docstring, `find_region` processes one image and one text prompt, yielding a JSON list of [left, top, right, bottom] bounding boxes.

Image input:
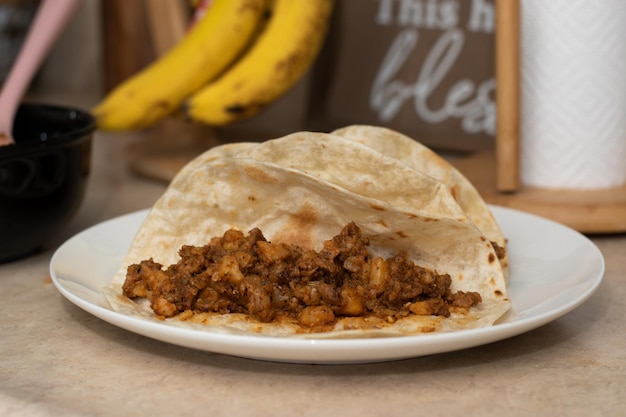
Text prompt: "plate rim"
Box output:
[[49, 205, 605, 364]]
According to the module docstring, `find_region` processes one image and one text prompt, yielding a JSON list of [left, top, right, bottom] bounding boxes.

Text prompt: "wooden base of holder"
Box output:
[[452, 151, 626, 234]]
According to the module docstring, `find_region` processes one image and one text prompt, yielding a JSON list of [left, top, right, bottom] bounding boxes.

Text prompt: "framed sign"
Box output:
[[309, 0, 496, 152]]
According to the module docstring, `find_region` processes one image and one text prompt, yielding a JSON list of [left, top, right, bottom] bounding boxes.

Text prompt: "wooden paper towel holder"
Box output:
[[452, 0, 626, 234]]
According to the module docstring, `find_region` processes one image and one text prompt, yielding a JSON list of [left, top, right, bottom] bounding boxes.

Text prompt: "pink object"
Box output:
[[0, 0, 83, 146]]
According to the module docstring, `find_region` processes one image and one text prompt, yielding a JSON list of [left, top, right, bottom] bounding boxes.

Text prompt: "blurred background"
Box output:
[[4, 0, 497, 153]]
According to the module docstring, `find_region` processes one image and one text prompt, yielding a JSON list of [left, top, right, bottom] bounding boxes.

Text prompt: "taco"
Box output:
[[103, 128, 510, 338]]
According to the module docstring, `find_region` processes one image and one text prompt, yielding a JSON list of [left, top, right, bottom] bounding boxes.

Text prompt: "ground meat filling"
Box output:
[[122, 222, 482, 327]]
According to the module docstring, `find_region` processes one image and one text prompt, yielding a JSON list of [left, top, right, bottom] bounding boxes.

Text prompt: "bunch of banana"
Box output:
[[186, 0, 334, 126], [94, 0, 334, 131]]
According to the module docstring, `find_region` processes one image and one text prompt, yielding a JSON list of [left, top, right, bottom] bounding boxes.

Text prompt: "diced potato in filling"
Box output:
[[123, 223, 482, 328]]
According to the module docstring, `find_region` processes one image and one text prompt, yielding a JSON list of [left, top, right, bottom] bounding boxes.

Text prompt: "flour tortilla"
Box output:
[[168, 127, 506, 263], [235, 131, 471, 223], [104, 147, 510, 337]]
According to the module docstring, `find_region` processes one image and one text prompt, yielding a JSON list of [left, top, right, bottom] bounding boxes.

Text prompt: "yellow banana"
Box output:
[[185, 0, 334, 126], [93, 0, 269, 131]]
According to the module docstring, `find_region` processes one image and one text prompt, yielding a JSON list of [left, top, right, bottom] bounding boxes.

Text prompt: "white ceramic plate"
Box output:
[[50, 206, 605, 364]]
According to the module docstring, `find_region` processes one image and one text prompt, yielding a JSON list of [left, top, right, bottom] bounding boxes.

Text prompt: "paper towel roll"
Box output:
[[520, 1, 626, 189]]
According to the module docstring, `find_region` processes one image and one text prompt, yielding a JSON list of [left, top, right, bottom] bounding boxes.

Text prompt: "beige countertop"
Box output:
[[1, 129, 625, 417]]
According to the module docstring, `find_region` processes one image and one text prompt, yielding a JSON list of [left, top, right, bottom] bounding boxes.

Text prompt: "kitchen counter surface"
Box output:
[[1, 128, 625, 417]]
